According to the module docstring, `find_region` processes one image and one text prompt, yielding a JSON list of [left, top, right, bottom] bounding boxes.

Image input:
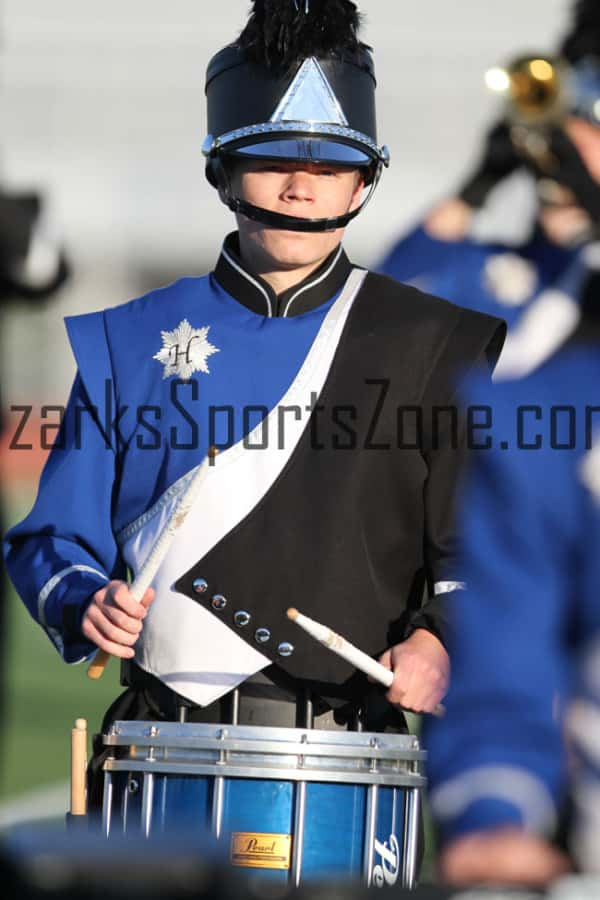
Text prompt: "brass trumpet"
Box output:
[[485, 54, 570, 174], [485, 55, 568, 126]]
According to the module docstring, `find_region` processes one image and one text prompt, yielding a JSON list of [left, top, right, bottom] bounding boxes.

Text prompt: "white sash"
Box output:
[[120, 267, 367, 706]]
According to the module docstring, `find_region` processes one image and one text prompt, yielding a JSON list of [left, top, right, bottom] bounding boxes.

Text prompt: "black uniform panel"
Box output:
[[176, 274, 506, 684]]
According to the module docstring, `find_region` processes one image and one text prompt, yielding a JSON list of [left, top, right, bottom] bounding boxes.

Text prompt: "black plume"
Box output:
[[237, 0, 366, 71], [561, 0, 600, 63]]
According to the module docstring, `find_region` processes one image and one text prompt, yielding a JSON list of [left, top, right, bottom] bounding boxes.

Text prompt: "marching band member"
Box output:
[[426, 262, 600, 885], [379, 0, 600, 381], [0, 187, 69, 721], [4, 0, 503, 802]]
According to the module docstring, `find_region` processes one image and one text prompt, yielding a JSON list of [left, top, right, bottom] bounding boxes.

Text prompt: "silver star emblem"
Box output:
[[153, 319, 219, 381]]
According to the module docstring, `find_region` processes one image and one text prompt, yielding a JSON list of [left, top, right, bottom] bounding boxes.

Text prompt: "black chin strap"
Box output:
[[225, 197, 364, 232], [217, 161, 383, 233]]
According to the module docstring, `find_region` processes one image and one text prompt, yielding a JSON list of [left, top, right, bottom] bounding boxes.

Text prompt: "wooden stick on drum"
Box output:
[[87, 447, 218, 680], [70, 717, 87, 816], [287, 607, 445, 718]]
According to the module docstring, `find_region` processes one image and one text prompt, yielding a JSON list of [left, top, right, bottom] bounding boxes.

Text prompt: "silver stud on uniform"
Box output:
[[277, 642, 294, 657], [193, 578, 208, 594], [211, 594, 227, 611], [234, 610, 251, 627], [255, 628, 271, 644]]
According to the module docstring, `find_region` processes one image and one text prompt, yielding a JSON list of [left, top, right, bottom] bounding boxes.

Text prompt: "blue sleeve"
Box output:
[[377, 224, 462, 286], [425, 381, 573, 844], [3, 311, 126, 663]]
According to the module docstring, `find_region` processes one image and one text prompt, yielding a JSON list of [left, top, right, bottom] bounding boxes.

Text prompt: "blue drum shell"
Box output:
[[102, 722, 425, 887]]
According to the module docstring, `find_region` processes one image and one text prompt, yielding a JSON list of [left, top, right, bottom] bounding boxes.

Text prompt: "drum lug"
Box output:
[[145, 725, 160, 763], [369, 737, 379, 773]]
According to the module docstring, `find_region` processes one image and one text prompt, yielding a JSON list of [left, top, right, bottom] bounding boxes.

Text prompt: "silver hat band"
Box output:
[[204, 121, 390, 166]]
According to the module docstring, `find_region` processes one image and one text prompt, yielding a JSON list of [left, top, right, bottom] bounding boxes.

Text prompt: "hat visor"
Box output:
[[226, 137, 373, 167]]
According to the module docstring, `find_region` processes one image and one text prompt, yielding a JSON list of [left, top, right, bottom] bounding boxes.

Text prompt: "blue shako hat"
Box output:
[[202, 0, 390, 233]]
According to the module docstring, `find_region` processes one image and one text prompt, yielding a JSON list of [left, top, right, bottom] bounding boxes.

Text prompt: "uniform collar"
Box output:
[[213, 232, 353, 318]]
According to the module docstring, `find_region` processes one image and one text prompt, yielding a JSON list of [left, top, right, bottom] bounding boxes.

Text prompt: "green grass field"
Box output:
[[1, 483, 119, 801], [1, 580, 119, 800]]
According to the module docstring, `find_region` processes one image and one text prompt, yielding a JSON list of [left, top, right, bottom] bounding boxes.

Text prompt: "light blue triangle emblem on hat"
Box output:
[[270, 58, 349, 126]]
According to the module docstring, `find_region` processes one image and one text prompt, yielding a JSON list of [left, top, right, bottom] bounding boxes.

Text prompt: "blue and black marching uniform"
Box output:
[[4, 234, 504, 725]]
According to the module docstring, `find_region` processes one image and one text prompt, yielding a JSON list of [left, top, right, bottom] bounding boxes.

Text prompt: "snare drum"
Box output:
[[101, 721, 425, 888]]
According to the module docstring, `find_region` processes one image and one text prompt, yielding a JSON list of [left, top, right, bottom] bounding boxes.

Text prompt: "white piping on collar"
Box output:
[[221, 246, 273, 318], [282, 244, 344, 318]]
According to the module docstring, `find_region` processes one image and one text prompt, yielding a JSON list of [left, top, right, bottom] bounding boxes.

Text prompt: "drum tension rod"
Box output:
[[297, 688, 314, 729], [230, 689, 240, 726]]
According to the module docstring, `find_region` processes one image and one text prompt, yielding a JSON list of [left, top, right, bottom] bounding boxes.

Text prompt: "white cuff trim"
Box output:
[[430, 764, 557, 834], [571, 779, 600, 874], [45, 625, 65, 657], [580, 439, 600, 505], [568, 699, 600, 768], [38, 565, 108, 626], [583, 242, 600, 270], [434, 581, 466, 596]]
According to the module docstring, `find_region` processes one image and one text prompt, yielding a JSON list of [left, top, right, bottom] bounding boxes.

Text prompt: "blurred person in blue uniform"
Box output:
[[2, 0, 504, 763], [566, 596, 600, 876], [0, 189, 69, 733], [379, 0, 600, 381], [425, 260, 600, 887]]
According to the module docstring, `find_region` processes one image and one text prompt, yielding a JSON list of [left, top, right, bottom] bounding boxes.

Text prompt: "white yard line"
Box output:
[[0, 781, 69, 829]]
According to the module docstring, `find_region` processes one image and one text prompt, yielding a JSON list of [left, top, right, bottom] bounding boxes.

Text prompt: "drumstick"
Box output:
[[87, 447, 218, 680], [70, 718, 87, 816], [287, 608, 445, 718]]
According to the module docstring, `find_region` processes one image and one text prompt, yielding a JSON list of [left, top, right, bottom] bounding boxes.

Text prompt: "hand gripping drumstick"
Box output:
[[287, 608, 445, 718], [87, 448, 218, 680]]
